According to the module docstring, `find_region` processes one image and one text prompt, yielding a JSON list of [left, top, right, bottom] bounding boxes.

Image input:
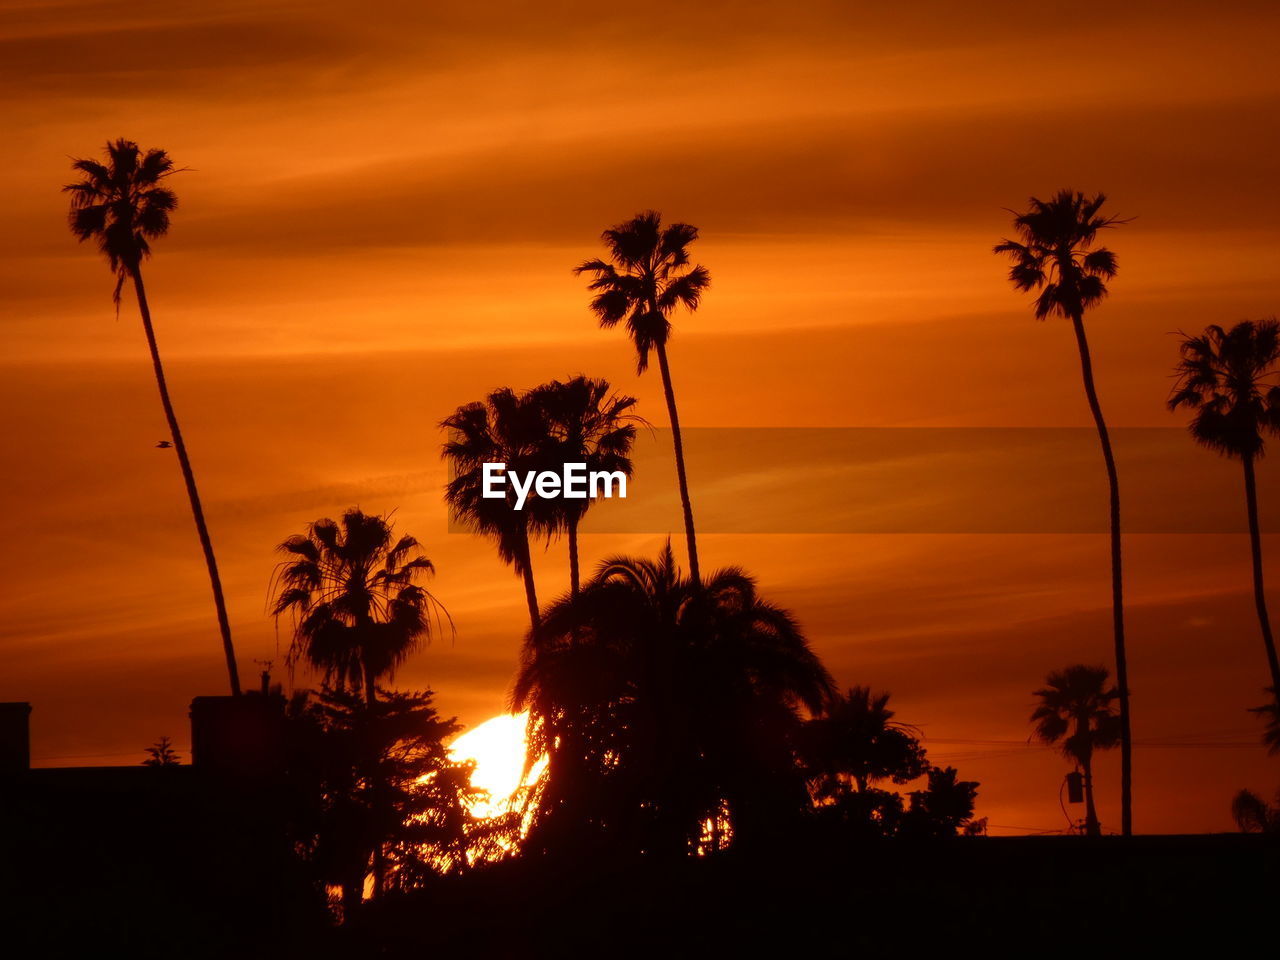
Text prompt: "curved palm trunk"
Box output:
[[517, 522, 541, 636], [1070, 312, 1132, 837], [130, 267, 241, 696], [653, 340, 700, 587], [1242, 455, 1280, 692]]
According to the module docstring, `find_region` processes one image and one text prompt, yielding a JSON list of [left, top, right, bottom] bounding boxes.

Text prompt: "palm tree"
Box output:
[[1169, 319, 1280, 697], [1030, 664, 1121, 837], [270, 508, 447, 708], [527, 376, 639, 598], [65, 139, 241, 695], [996, 190, 1133, 835], [575, 212, 711, 585], [514, 542, 834, 855], [442, 388, 553, 635], [271, 508, 448, 900], [1250, 687, 1279, 754], [799, 687, 930, 837], [802, 686, 928, 796], [1231, 788, 1280, 833]]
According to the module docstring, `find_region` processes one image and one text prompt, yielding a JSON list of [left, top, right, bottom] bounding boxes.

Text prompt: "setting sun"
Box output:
[[4, 1, 1280, 951], [449, 711, 538, 818]]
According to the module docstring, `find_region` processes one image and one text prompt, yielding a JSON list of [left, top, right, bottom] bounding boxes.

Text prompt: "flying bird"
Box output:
[[156, 440, 172, 448]]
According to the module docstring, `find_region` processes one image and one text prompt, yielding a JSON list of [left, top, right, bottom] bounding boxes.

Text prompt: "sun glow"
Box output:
[[449, 711, 542, 819]]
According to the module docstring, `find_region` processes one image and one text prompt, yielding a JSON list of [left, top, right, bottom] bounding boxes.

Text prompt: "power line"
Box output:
[[925, 733, 1262, 751]]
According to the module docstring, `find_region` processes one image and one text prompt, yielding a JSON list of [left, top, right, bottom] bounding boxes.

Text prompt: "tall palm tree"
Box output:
[[575, 212, 711, 585], [996, 190, 1133, 835], [65, 138, 241, 695], [527, 376, 639, 598], [1030, 664, 1121, 837], [1169, 319, 1280, 697], [442, 388, 553, 635], [514, 542, 834, 855], [270, 508, 447, 707]]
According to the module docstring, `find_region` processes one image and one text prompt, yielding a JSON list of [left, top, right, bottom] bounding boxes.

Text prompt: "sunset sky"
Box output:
[[3, 0, 1280, 834]]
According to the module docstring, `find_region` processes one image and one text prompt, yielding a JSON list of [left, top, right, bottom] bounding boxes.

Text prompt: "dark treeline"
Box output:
[[30, 139, 1280, 951]]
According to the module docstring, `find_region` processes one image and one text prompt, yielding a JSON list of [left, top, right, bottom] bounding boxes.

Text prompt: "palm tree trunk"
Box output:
[[517, 522, 541, 636], [1070, 311, 1132, 837], [130, 267, 241, 696], [653, 340, 700, 587], [1082, 754, 1100, 837], [1242, 454, 1280, 692], [568, 514, 581, 600]]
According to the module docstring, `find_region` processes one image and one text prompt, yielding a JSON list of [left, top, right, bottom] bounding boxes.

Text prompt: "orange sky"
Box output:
[[3, 0, 1280, 834]]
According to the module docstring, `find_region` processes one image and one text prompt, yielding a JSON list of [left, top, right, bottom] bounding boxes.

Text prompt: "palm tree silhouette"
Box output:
[[1250, 687, 1279, 754], [442, 388, 552, 635], [64, 139, 241, 695], [802, 686, 928, 796], [527, 376, 639, 598], [1170, 319, 1280, 696], [996, 190, 1133, 835], [1231, 788, 1280, 833], [1030, 664, 1121, 837], [271, 508, 447, 900], [799, 687, 930, 837], [514, 542, 833, 855], [575, 212, 711, 585], [270, 508, 448, 708]]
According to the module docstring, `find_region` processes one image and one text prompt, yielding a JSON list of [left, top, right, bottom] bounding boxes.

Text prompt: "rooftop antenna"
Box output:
[[253, 659, 274, 697]]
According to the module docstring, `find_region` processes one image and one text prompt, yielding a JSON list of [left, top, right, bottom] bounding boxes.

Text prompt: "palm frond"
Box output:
[[577, 210, 711, 370], [1170, 320, 1280, 459], [269, 508, 448, 696], [997, 191, 1125, 321], [65, 139, 183, 301]]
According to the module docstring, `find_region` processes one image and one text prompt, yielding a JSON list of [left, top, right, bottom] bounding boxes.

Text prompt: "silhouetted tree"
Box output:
[[270, 508, 448, 709], [1031, 664, 1120, 837], [65, 139, 241, 696], [1170, 319, 1280, 700], [800, 688, 980, 838], [271, 508, 449, 898], [527, 376, 639, 597], [802, 686, 928, 796], [281, 686, 488, 916], [141, 736, 181, 766], [575, 212, 710, 585], [443, 388, 553, 635], [899, 766, 980, 839], [514, 542, 833, 856], [1250, 687, 1280, 754], [1231, 788, 1280, 834], [799, 686, 927, 838], [996, 191, 1133, 835]]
